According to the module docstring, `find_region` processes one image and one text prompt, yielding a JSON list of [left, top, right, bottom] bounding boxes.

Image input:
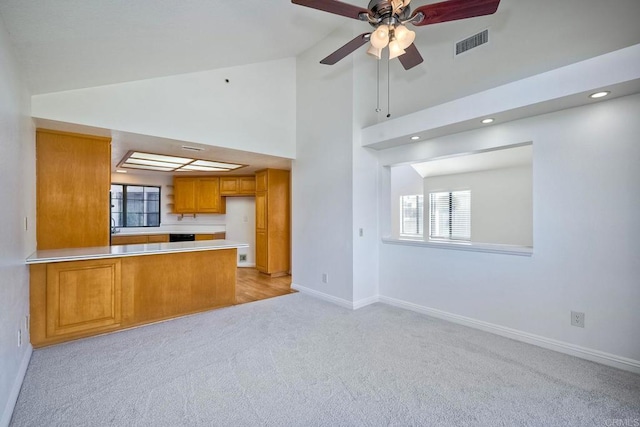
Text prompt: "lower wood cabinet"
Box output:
[[32, 259, 122, 340], [147, 234, 170, 243], [195, 233, 226, 241], [29, 248, 237, 347], [111, 234, 169, 245]]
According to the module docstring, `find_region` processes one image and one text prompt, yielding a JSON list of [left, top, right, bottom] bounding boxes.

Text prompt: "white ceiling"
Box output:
[[0, 0, 344, 94], [411, 144, 531, 178]]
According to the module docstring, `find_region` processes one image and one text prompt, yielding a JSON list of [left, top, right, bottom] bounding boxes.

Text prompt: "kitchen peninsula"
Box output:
[[27, 239, 248, 347]]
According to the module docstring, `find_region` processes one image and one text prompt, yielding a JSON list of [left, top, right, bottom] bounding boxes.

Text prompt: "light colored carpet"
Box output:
[[11, 293, 640, 426]]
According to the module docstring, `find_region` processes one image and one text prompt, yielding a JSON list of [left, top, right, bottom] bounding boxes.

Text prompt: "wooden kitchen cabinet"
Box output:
[[36, 129, 111, 250], [29, 247, 238, 347], [220, 176, 256, 196], [255, 169, 290, 276], [29, 259, 122, 344], [111, 234, 169, 245], [195, 233, 226, 241], [147, 234, 170, 243], [173, 177, 226, 214]]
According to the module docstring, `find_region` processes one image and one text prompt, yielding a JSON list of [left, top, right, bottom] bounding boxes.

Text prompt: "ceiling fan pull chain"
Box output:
[[387, 55, 391, 118], [376, 58, 381, 113]]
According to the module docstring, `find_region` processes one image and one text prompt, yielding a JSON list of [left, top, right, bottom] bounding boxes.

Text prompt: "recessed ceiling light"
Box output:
[[481, 118, 495, 124], [116, 169, 127, 174], [410, 136, 420, 140], [589, 91, 610, 99]]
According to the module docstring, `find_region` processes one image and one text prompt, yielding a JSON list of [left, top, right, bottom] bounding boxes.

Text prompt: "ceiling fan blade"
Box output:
[[291, 0, 370, 20], [410, 0, 500, 26], [398, 43, 424, 70], [320, 33, 370, 65]]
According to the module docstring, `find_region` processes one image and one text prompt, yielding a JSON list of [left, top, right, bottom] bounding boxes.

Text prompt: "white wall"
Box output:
[[31, 58, 297, 158], [0, 18, 35, 427], [377, 94, 640, 362], [292, 25, 355, 303], [224, 197, 256, 267], [423, 166, 533, 246], [360, 0, 640, 127]]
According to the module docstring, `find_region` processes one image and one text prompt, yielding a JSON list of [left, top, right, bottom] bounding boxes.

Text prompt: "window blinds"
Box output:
[[401, 195, 424, 236], [429, 190, 471, 241]]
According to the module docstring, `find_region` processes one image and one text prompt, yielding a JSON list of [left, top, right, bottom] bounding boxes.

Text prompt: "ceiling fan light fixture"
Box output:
[[371, 25, 390, 49], [394, 25, 416, 49], [367, 44, 382, 60], [388, 39, 406, 59]]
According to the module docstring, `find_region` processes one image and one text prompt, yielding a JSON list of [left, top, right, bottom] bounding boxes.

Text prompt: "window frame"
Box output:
[[400, 194, 424, 238], [110, 183, 161, 228]]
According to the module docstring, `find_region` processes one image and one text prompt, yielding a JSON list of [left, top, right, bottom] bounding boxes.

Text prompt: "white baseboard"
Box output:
[[237, 263, 256, 268], [1, 344, 32, 427], [379, 296, 640, 374], [288, 287, 640, 374], [291, 283, 381, 310], [353, 295, 380, 309], [291, 283, 356, 310]]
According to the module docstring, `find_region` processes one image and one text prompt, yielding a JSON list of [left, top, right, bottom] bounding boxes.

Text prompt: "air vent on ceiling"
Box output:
[[455, 29, 489, 56]]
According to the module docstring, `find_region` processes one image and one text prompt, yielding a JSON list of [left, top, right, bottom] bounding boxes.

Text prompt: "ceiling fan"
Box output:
[[292, 0, 501, 70]]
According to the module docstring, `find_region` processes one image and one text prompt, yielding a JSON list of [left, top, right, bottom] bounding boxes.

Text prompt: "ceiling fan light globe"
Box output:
[[366, 45, 382, 60], [400, 30, 416, 49], [394, 25, 416, 49], [388, 40, 406, 59], [371, 25, 389, 49]]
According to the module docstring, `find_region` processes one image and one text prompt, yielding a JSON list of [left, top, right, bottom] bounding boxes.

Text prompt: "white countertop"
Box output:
[[26, 240, 248, 264], [112, 226, 225, 237]]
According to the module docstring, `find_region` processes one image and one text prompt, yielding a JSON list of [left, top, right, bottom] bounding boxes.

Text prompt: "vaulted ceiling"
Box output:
[[2, 0, 639, 98], [0, 0, 344, 94]]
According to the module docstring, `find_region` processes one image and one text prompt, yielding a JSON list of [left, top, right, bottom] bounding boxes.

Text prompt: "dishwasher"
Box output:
[[169, 234, 195, 242]]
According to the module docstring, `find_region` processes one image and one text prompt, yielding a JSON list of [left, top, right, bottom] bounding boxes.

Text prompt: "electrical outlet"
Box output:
[[571, 311, 585, 328], [24, 216, 28, 231], [239, 254, 247, 262], [359, 228, 364, 237], [322, 273, 328, 284], [18, 329, 22, 347]]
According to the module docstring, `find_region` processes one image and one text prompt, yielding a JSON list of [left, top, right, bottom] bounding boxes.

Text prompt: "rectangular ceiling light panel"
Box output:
[[190, 160, 243, 169], [177, 166, 230, 172], [118, 150, 247, 173], [125, 158, 187, 168], [122, 163, 175, 172], [129, 152, 193, 164]]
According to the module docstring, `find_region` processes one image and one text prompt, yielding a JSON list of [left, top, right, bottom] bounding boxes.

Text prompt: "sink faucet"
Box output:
[[111, 217, 118, 234]]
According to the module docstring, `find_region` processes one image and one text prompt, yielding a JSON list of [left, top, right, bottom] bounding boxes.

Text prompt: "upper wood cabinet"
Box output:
[[173, 177, 226, 214], [255, 169, 290, 276], [220, 176, 256, 196], [36, 129, 111, 250]]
